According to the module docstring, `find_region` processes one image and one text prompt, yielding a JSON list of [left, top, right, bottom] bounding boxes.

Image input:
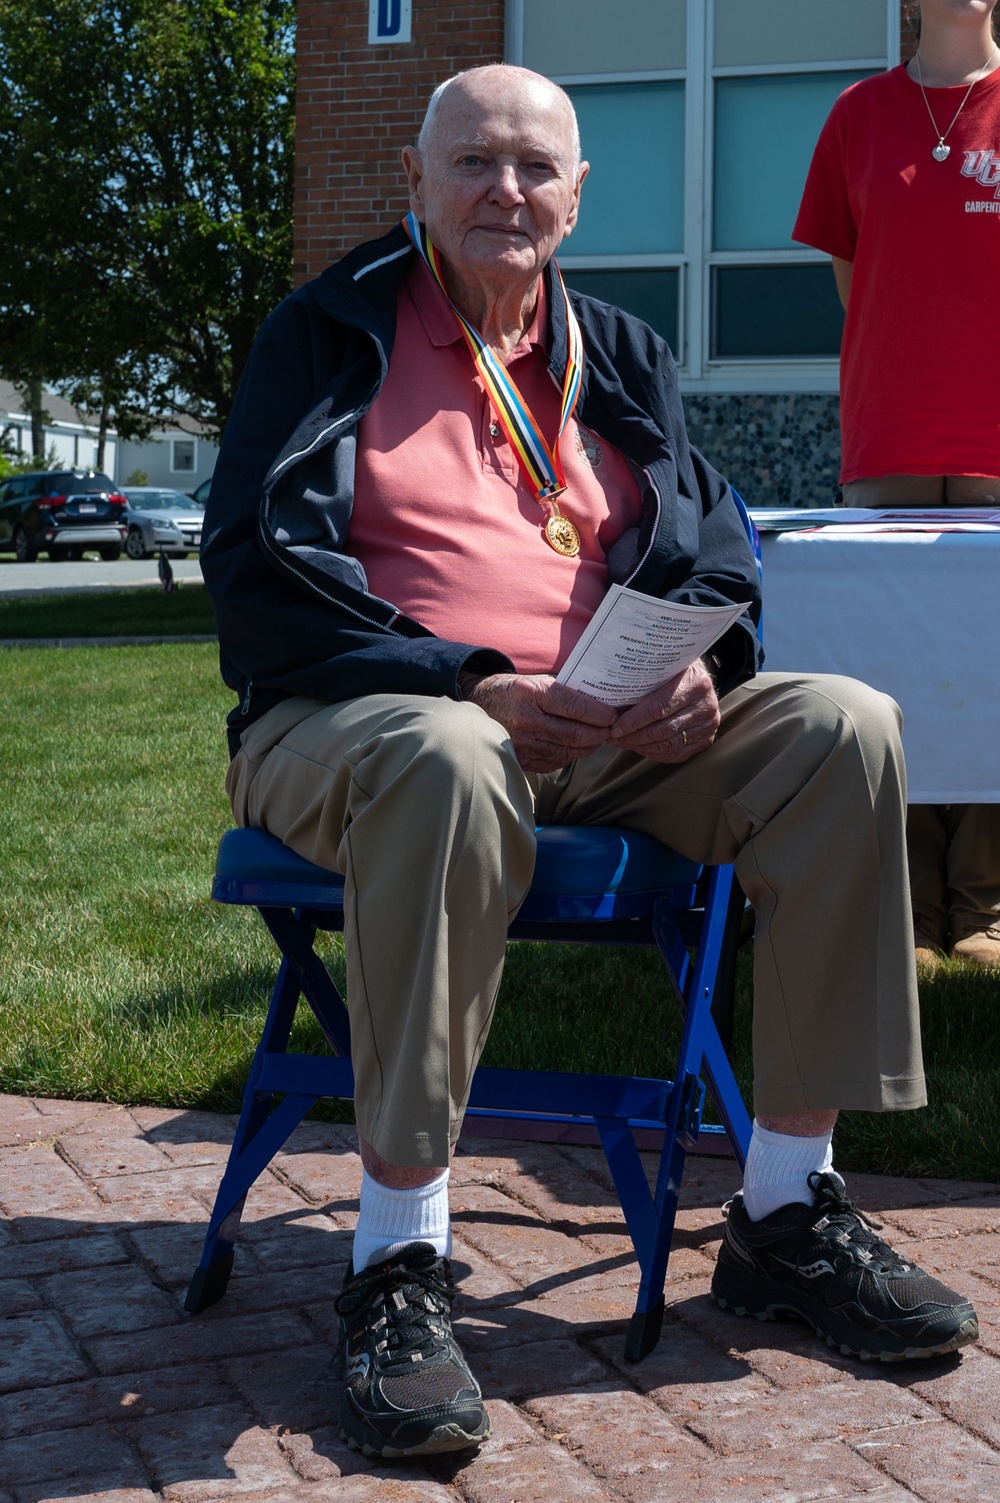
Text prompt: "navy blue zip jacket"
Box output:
[[202, 224, 763, 757]]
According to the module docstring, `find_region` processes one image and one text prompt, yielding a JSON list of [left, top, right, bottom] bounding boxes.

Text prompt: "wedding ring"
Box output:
[[681, 729, 688, 746]]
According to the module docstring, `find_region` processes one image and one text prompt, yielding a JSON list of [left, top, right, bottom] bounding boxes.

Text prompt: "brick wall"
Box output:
[[294, 0, 505, 284]]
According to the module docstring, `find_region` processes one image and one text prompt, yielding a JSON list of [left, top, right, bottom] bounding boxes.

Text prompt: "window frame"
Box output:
[[508, 0, 901, 392], [170, 437, 197, 475]]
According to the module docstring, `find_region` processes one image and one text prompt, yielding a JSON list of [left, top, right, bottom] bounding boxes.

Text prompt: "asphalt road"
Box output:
[[0, 555, 205, 598]]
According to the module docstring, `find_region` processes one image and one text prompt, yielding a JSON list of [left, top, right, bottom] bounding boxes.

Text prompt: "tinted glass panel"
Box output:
[[711, 264, 844, 358], [562, 267, 680, 354], [126, 491, 191, 510], [567, 83, 685, 254], [45, 472, 115, 493], [714, 0, 887, 67], [524, 0, 685, 74], [714, 72, 872, 250]]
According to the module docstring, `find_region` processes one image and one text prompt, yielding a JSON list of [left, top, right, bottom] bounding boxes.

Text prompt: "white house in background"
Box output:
[[0, 378, 119, 475], [116, 413, 218, 493], [0, 380, 218, 492]]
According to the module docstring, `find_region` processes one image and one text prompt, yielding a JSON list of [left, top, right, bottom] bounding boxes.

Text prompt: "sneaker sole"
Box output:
[[712, 1284, 979, 1363], [339, 1414, 492, 1459]]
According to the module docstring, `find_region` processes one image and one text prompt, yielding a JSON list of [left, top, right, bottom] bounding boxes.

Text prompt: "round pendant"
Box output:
[[932, 142, 951, 162], [543, 514, 581, 557]]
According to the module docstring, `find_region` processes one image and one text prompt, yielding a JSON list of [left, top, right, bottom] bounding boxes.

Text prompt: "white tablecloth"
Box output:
[[752, 520, 1000, 803]]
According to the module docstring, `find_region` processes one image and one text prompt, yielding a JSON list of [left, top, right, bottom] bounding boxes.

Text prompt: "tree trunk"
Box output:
[[27, 377, 46, 463], [96, 403, 109, 473]]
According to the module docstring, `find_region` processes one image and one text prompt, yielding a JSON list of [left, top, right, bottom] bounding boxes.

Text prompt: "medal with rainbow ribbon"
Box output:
[[403, 212, 585, 557]]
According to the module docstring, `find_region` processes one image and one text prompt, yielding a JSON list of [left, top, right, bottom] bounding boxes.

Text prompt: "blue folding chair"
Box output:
[[187, 497, 761, 1361], [187, 822, 754, 1361]]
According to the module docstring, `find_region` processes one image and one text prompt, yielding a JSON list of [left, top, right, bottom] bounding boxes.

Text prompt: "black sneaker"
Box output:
[[334, 1241, 491, 1458], [711, 1170, 979, 1362]]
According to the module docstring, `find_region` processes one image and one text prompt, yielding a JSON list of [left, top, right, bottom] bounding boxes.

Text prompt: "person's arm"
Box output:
[[832, 256, 853, 311], [792, 90, 858, 286], [202, 291, 513, 717]]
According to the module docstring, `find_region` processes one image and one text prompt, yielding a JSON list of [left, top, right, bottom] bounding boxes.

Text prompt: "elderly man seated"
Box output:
[[201, 64, 978, 1460]]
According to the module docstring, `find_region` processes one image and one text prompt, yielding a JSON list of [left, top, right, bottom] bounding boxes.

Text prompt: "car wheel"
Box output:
[[99, 544, 123, 562], [125, 529, 148, 560], [13, 525, 37, 563]]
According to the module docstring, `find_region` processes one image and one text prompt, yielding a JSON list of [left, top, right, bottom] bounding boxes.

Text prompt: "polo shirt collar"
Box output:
[[406, 251, 549, 359]]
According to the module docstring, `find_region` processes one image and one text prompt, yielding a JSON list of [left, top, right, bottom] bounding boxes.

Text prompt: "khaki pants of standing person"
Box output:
[[908, 804, 1000, 948], [226, 672, 925, 1168], [842, 474, 1000, 949]]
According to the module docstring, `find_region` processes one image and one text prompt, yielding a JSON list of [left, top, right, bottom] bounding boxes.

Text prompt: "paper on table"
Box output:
[[750, 506, 1000, 534], [556, 584, 748, 707]]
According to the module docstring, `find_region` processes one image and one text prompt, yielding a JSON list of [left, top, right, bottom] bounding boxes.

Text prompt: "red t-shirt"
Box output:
[[793, 64, 1000, 482]]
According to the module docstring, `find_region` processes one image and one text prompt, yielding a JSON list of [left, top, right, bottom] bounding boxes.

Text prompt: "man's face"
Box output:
[[403, 71, 588, 290]]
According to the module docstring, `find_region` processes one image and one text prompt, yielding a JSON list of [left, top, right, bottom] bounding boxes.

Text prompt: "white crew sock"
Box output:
[[741, 1120, 834, 1222], [352, 1166, 452, 1272]]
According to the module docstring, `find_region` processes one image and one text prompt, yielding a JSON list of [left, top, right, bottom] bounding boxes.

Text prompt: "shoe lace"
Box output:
[[336, 1251, 455, 1361], [807, 1171, 909, 1273]]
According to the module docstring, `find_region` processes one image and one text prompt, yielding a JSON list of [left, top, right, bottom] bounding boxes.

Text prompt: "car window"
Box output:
[[126, 491, 180, 511], [45, 472, 116, 495]]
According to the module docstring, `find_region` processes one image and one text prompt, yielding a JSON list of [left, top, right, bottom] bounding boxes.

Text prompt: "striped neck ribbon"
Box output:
[[403, 212, 584, 506]]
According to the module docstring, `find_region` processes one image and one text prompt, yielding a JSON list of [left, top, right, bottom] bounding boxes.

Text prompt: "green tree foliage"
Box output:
[[0, 0, 294, 439]]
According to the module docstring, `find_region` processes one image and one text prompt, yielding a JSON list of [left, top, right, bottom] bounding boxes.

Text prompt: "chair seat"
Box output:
[[214, 823, 701, 910]]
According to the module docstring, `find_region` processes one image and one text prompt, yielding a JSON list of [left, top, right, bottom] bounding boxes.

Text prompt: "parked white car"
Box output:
[[123, 487, 205, 560]]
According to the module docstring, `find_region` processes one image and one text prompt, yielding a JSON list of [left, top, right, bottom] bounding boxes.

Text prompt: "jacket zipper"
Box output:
[[624, 468, 663, 586], [257, 393, 407, 638]]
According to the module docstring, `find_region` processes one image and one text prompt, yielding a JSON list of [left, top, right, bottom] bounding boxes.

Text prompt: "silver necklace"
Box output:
[[914, 46, 998, 161]]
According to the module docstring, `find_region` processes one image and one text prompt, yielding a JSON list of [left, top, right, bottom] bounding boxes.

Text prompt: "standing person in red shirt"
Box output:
[[794, 0, 1000, 970]]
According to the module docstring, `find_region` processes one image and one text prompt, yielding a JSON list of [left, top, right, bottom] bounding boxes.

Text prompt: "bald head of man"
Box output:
[[401, 66, 589, 329]]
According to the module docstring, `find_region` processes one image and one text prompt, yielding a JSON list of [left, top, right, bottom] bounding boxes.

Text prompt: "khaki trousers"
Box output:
[[908, 803, 1000, 945], [227, 673, 925, 1166]]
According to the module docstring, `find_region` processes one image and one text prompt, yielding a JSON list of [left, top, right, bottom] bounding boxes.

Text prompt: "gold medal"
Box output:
[[544, 509, 581, 557], [403, 217, 588, 566]]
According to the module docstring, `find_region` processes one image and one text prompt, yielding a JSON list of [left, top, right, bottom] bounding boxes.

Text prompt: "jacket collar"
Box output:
[[316, 221, 570, 373]]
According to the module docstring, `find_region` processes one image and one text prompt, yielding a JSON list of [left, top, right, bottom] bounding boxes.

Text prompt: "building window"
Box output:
[[566, 83, 685, 257], [171, 438, 197, 473], [561, 267, 681, 355], [513, 0, 897, 392]]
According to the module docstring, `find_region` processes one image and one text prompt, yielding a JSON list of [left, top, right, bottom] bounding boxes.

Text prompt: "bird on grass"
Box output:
[[158, 549, 175, 594]]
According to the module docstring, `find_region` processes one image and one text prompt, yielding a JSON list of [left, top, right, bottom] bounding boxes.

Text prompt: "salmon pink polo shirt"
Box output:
[[350, 254, 643, 675]]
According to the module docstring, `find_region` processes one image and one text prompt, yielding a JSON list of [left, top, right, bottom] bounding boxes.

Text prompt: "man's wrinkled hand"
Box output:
[[608, 659, 720, 763], [464, 673, 617, 773]]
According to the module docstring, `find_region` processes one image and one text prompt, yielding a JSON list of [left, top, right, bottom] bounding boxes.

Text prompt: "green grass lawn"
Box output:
[[1, 624, 998, 1183], [0, 583, 216, 638]]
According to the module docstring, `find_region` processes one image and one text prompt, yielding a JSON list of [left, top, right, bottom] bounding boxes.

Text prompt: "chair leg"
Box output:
[[185, 945, 313, 1312], [621, 1069, 703, 1361], [616, 866, 749, 1358]]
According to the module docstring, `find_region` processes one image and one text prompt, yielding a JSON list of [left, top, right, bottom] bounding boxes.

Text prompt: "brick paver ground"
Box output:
[[0, 1094, 998, 1503]]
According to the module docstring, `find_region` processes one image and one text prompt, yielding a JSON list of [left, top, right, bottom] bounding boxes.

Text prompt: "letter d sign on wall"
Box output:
[[368, 0, 411, 44]]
